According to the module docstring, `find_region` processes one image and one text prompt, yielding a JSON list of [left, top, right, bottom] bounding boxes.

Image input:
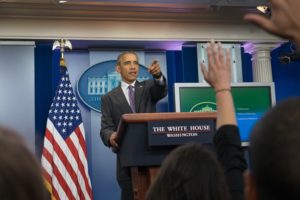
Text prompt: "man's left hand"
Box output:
[[148, 60, 162, 79]]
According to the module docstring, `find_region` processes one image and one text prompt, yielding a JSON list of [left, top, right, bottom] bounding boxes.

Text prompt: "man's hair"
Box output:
[[116, 51, 139, 66], [0, 126, 49, 200], [146, 143, 229, 200], [250, 98, 300, 200]]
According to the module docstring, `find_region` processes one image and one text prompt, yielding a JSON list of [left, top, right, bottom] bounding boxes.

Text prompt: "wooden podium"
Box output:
[[115, 112, 216, 200]]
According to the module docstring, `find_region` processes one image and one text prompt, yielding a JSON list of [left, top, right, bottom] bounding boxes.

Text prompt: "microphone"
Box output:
[[278, 53, 300, 64]]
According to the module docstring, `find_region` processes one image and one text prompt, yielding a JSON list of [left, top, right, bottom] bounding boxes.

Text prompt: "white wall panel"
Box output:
[[0, 42, 35, 151]]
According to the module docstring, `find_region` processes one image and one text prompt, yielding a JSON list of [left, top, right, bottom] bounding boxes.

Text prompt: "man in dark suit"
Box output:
[[100, 51, 168, 200]]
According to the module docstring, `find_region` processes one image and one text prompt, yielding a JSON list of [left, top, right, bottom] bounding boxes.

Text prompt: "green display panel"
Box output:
[[174, 83, 276, 145]]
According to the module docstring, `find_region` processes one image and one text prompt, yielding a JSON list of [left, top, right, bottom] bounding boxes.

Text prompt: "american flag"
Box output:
[[41, 66, 93, 200]]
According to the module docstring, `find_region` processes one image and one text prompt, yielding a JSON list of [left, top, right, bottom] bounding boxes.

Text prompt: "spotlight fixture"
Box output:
[[278, 53, 300, 64], [256, 5, 270, 14]]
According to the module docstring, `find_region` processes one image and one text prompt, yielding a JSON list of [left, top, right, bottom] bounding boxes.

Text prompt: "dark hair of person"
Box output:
[[250, 98, 300, 200], [0, 126, 50, 200], [116, 51, 139, 66], [146, 143, 229, 200]]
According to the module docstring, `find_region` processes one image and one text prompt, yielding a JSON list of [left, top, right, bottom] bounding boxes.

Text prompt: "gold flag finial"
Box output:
[[52, 39, 72, 67]]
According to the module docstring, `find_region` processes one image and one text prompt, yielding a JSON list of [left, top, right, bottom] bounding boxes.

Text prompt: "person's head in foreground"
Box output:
[[146, 143, 229, 200], [245, 98, 300, 200], [0, 126, 49, 200]]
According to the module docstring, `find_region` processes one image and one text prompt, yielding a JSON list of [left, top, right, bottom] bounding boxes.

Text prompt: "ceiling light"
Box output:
[[59, 0, 68, 3], [256, 5, 270, 14]]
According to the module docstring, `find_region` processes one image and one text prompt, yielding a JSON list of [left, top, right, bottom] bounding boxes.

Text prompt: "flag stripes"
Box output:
[[42, 120, 92, 200]]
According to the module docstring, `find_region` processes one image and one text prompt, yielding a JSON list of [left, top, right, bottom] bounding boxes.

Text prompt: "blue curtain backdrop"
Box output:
[[35, 43, 61, 157]]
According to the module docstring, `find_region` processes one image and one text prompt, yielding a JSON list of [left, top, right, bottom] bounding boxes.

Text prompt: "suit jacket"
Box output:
[[100, 76, 167, 182]]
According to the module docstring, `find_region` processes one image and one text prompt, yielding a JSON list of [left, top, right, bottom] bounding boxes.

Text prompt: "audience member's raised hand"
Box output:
[[200, 40, 231, 92], [200, 40, 236, 128], [244, 0, 300, 47]]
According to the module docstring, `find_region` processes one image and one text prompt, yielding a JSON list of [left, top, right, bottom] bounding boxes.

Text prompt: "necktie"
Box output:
[[128, 85, 136, 112]]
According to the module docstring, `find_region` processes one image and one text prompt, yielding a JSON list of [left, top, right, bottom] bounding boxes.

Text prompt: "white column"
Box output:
[[244, 43, 277, 82]]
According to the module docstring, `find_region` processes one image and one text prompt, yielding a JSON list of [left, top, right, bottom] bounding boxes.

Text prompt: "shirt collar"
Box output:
[[121, 80, 136, 90]]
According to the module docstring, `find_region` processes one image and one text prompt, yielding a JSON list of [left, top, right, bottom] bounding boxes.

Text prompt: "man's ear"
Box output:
[[115, 65, 121, 73], [244, 170, 258, 200]]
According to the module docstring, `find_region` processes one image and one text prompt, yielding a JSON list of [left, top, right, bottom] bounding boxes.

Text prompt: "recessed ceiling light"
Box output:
[[59, 0, 68, 3]]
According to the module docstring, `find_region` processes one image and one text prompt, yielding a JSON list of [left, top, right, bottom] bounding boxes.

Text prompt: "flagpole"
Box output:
[[43, 38, 93, 200], [52, 39, 72, 67]]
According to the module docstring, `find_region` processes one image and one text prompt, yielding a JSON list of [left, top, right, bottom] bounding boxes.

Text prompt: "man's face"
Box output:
[[116, 53, 139, 84]]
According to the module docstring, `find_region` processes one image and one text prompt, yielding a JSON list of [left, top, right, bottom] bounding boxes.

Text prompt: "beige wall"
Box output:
[[0, 18, 280, 43]]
